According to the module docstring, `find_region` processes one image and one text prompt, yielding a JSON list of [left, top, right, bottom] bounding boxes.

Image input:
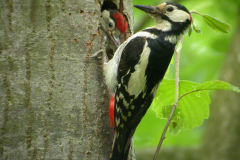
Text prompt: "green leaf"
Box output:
[[152, 79, 240, 135], [152, 80, 175, 119], [152, 79, 210, 135], [192, 22, 202, 34], [188, 24, 193, 37], [196, 80, 240, 92], [202, 14, 231, 33]]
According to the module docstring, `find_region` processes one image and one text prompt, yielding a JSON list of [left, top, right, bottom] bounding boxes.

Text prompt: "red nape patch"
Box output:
[[112, 12, 128, 34], [190, 14, 193, 23], [109, 95, 115, 128]]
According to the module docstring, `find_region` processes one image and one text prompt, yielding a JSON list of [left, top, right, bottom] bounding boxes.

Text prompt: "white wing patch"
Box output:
[[127, 41, 150, 97]]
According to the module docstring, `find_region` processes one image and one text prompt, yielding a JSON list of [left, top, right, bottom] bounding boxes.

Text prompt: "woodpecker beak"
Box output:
[[100, 23, 121, 47], [134, 5, 162, 15], [107, 31, 121, 47]]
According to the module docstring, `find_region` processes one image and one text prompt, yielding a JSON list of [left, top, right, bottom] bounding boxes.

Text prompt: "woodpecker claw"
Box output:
[[89, 50, 105, 58], [90, 49, 109, 64]]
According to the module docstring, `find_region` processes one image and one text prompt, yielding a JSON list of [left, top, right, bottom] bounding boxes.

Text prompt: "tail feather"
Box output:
[[110, 129, 135, 160], [110, 136, 131, 160]]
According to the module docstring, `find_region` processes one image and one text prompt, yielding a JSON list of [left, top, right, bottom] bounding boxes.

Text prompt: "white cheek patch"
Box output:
[[166, 10, 190, 23]]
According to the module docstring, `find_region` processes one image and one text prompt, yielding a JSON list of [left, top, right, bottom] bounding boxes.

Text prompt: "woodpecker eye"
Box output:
[[108, 22, 113, 28], [167, 6, 174, 12]]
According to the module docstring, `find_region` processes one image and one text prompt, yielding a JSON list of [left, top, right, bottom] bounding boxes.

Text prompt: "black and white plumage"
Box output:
[[104, 2, 192, 160]]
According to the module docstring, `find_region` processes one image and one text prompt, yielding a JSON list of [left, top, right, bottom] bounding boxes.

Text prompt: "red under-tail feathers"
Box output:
[[109, 95, 115, 128]]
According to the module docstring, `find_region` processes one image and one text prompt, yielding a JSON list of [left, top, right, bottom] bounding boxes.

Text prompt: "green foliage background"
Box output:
[[132, 0, 239, 149]]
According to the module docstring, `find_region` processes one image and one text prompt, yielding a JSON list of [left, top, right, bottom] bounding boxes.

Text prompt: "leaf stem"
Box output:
[[178, 89, 210, 101], [153, 37, 184, 160], [190, 11, 203, 16]]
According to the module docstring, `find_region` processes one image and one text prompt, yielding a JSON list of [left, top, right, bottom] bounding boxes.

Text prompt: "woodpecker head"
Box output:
[[134, 2, 192, 34], [100, 10, 128, 47]]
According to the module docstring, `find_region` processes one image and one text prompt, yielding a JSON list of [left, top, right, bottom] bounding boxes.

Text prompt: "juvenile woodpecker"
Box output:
[[104, 2, 192, 159], [100, 10, 128, 47], [91, 10, 128, 59]]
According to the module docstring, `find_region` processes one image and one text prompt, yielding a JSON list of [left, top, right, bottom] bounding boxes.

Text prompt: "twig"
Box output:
[[153, 37, 184, 160]]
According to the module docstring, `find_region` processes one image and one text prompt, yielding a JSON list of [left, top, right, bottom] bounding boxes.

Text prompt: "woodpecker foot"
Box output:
[[89, 49, 105, 58], [90, 49, 109, 64]]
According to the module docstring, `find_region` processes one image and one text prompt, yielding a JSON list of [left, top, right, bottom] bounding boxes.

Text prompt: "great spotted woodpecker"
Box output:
[[99, 10, 128, 128], [104, 2, 192, 160]]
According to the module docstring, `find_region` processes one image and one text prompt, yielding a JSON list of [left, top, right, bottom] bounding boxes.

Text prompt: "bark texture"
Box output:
[[0, 0, 132, 159]]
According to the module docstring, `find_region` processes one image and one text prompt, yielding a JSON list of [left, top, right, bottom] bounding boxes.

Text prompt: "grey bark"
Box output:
[[0, 0, 133, 159]]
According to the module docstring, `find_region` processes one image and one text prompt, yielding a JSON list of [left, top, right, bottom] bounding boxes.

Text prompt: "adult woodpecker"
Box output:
[[104, 2, 192, 160]]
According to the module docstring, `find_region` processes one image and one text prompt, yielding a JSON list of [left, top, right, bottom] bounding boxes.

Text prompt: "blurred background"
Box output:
[[131, 0, 240, 159]]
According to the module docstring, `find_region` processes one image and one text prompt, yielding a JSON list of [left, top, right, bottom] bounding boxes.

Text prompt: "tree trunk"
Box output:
[[0, 0, 133, 159], [200, 4, 240, 160]]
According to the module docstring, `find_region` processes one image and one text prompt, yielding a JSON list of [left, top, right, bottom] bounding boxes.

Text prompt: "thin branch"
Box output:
[[153, 37, 184, 160]]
